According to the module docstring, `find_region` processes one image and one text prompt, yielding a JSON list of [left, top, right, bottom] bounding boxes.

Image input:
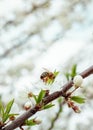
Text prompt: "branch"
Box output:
[[2, 0, 50, 28], [2, 65, 93, 130], [0, 1, 50, 59], [48, 100, 64, 130]]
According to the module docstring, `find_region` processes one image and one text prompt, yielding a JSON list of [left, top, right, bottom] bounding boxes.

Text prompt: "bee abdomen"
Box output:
[[40, 72, 49, 79]]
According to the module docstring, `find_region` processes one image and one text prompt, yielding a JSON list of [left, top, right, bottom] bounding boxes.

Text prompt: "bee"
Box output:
[[40, 68, 56, 83]]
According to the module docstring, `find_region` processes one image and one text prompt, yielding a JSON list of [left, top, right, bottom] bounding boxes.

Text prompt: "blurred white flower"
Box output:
[[10, 102, 19, 113], [15, 86, 36, 106]]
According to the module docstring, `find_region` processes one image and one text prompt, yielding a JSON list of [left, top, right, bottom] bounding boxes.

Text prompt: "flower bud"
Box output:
[[24, 101, 31, 110], [33, 119, 42, 124], [73, 75, 83, 88], [67, 100, 74, 108], [72, 105, 81, 113]]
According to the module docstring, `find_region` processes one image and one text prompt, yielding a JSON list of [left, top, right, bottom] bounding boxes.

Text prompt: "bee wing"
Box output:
[[42, 68, 49, 72]]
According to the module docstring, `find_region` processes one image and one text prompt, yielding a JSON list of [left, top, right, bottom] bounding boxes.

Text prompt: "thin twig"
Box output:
[[48, 100, 65, 130]]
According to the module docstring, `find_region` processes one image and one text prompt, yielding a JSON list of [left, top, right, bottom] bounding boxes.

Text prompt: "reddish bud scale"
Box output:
[[67, 101, 74, 108], [72, 106, 80, 113], [9, 116, 15, 121], [28, 92, 33, 98]]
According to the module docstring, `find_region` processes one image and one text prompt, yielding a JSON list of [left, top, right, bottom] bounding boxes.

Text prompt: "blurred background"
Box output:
[[0, 0, 93, 130]]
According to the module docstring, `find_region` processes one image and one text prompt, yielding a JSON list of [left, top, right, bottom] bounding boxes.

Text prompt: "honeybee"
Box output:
[[40, 68, 56, 83]]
